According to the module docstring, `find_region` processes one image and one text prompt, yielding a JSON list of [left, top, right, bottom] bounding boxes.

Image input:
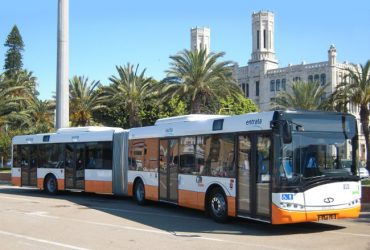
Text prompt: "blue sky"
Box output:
[[0, 0, 369, 100]]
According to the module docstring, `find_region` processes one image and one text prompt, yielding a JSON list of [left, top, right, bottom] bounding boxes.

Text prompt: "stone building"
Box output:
[[190, 12, 366, 162]]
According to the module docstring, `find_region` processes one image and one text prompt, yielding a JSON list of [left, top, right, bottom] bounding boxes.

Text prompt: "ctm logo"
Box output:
[[323, 197, 334, 203]]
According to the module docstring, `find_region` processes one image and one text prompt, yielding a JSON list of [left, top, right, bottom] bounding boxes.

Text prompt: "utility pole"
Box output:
[[56, 0, 69, 129]]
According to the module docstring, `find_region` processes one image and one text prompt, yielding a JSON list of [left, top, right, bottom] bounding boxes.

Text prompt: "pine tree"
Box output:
[[4, 25, 24, 78]]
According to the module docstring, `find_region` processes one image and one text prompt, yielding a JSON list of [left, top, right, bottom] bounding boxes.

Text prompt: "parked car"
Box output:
[[342, 160, 369, 179]]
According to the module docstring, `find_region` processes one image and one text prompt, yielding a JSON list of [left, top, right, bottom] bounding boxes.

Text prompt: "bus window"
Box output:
[[203, 134, 235, 177], [179, 136, 196, 174], [144, 139, 158, 172], [39, 144, 64, 168]]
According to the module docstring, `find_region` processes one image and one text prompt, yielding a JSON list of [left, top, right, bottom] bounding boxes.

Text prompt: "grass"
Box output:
[[0, 168, 11, 173]]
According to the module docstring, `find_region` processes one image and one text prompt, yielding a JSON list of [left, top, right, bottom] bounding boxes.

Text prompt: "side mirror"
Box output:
[[282, 121, 292, 144]]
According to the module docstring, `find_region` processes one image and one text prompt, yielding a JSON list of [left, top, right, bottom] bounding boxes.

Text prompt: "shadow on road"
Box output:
[[0, 186, 357, 237]]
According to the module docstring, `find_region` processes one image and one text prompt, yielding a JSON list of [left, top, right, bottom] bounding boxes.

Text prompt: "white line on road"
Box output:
[[12, 210, 291, 250], [0, 230, 90, 250]]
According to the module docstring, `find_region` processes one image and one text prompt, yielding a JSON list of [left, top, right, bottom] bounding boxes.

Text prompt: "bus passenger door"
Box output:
[[20, 145, 30, 186], [65, 143, 85, 190], [20, 145, 37, 187], [159, 139, 179, 202], [237, 134, 271, 220]]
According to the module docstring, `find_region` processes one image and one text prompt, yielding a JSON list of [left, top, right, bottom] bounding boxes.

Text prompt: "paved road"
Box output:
[[0, 185, 369, 250]]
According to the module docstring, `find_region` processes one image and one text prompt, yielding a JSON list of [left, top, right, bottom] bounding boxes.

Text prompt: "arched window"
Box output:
[[308, 75, 313, 82], [314, 74, 319, 83], [320, 74, 326, 86], [276, 79, 281, 91], [270, 80, 275, 92], [282, 78, 286, 90]]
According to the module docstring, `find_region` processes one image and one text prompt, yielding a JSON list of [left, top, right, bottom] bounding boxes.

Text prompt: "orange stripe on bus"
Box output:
[[144, 185, 158, 201], [37, 178, 43, 189], [227, 196, 236, 217], [178, 189, 202, 210], [128, 183, 133, 197], [271, 203, 361, 224], [11, 177, 21, 187], [57, 179, 65, 191], [85, 180, 112, 194]]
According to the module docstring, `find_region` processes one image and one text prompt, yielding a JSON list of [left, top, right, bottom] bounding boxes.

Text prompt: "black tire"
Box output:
[[134, 180, 146, 205], [44, 175, 58, 194], [208, 187, 228, 223]]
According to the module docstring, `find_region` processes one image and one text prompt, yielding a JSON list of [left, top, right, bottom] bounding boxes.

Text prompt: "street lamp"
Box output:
[[56, 0, 69, 129]]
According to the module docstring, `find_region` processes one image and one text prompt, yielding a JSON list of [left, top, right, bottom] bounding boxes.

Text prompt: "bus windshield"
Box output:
[[279, 132, 357, 185], [277, 112, 359, 187]]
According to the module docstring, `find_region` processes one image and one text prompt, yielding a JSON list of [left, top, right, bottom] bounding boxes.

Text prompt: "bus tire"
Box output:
[[44, 175, 58, 194], [134, 179, 146, 205], [208, 187, 228, 223]]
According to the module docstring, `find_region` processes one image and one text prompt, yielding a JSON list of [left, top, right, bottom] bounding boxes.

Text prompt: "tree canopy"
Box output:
[[4, 25, 24, 79]]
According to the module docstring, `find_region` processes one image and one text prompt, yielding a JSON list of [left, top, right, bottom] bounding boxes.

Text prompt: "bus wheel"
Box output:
[[208, 188, 228, 223], [44, 175, 58, 194], [134, 180, 146, 205]]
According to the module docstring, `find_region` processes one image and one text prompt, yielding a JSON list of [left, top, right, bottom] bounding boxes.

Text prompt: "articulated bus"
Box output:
[[11, 111, 362, 224]]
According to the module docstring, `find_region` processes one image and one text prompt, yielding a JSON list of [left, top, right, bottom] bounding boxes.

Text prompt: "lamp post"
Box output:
[[56, 0, 69, 129]]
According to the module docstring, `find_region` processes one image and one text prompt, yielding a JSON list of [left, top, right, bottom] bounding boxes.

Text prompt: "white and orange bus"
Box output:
[[11, 110, 362, 224]]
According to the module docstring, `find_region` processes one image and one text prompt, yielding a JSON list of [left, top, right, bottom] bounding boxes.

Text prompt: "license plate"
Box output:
[[318, 214, 337, 221]]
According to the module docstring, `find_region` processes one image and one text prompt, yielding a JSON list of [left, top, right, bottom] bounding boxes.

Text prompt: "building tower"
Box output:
[[328, 44, 337, 91], [249, 11, 277, 65], [191, 27, 210, 54]]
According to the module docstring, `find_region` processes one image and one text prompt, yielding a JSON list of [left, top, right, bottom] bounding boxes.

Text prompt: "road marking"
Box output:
[[12, 210, 290, 250], [0, 230, 90, 250]]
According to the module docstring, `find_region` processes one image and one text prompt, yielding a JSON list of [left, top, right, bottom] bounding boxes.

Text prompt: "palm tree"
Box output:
[[161, 49, 242, 114], [3, 69, 37, 108], [102, 63, 154, 127], [24, 97, 55, 133], [0, 73, 28, 131], [330, 61, 370, 170], [271, 81, 328, 110], [69, 76, 105, 126]]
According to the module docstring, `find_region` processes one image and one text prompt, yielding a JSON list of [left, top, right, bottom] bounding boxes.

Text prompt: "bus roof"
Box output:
[[129, 111, 275, 139], [12, 126, 125, 145]]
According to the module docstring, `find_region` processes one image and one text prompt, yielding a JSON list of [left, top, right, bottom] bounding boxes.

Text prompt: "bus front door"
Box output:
[[238, 134, 271, 221], [65, 144, 85, 190], [20, 145, 37, 187], [159, 139, 179, 203]]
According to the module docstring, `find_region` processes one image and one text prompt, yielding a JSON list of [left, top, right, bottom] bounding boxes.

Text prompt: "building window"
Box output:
[[320, 74, 326, 86], [257, 30, 260, 50], [263, 29, 267, 49], [276, 79, 281, 91], [256, 81, 260, 96], [314, 74, 319, 83], [270, 80, 275, 92], [282, 78, 286, 90], [308, 75, 313, 82], [241, 83, 246, 94], [293, 76, 301, 82], [246, 83, 249, 97]]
